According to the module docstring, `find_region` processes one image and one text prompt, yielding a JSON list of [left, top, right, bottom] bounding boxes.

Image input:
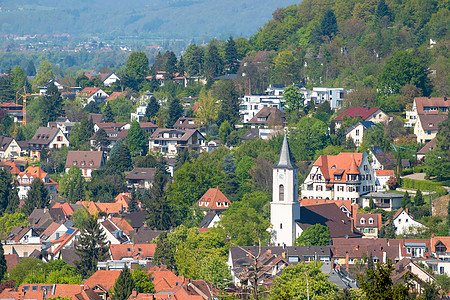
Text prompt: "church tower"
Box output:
[[271, 135, 300, 246]]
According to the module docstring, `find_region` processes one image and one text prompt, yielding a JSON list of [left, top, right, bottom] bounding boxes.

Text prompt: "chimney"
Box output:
[[367, 106, 370, 111], [383, 251, 387, 264], [405, 207, 409, 214], [131, 290, 138, 298]]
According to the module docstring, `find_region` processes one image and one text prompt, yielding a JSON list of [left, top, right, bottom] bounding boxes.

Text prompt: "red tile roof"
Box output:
[[80, 87, 102, 97], [375, 169, 394, 176], [84, 270, 121, 290], [0, 161, 21, 175], [148, 266, 187, 293], [299, 198, 357, 217], [414, 97, 450, 114], [110, 244, 156, 260], [106, 92, 124, 101], [313, 152, 363, 183], [196, 187, 231, 210], [335, 107, 381, 121]]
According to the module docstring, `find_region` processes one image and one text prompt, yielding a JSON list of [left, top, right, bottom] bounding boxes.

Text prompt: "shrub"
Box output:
[[401, 178, 447, 196]]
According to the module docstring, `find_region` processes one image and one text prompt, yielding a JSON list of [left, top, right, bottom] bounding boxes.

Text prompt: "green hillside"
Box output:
[[0, 0, 298, 38]]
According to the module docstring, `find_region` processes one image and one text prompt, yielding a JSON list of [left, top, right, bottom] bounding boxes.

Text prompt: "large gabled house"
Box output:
[[301, 152, 376, 202], [16, 166, 58, 199], [344, 121, 377, 146], [247, 107, 286, 128], [334, 107, 389, 129], [79, 87, 109, 106], [405, 97, 450, 127], [414, 114, 448, 144], [125, 168, 155, 189], [65, 151, 105, 178], [28, 127, 69, 157], [0, 135, 21, 160], [149, 128, 205, 157]]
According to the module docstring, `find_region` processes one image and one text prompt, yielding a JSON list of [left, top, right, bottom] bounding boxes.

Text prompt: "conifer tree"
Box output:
[[154, 232, 177, 272], [0, 242, 6, 280], [0, 168, 19, 215], [75, 213, 109, 278], [414, 190, 424, 206], [319, 9, 338, 40], [24, 178, 50, 215], [164, 51, 178, 79], [168, 98, 183, 128], [127, 121, 147, 155], [224, 36, 239, 73], [143, 97, 160, 122], [94, 128, 110, 150], [401, 192, 411, 208], [129, 187, 139, 212], [102, 103, 115, 122], [112, 267, 135, 300]]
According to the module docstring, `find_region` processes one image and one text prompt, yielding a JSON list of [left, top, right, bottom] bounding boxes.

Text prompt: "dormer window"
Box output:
[[360, 218, 366, 224], [368, 218, 374, 224]]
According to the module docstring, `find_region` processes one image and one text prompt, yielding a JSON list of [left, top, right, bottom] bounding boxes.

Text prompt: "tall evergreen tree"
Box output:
[[102, 104, 115, 122], [154, 232, 177, 272], [113, 144, 133, 172], [94, 128, 110, 150], [204, 43, 223, 86], [319, 9, 338, 40], [168, 98, 183, 127], [375, 0, 391, 23], [0, 77, 15, 103], [24, 178, 50, 215], [41, 83, 64, 125], [0, 168, 19, 215], [0, 242, 6, 280], [224, 36, 239, 73], [143, 160, 175, 230], [414, 190, 424, 206], [164, 51, 178, 79], [216, 80, 240, 126], [112, 267, 135, 300], [26, 60, 36, 76], [129, 187, 139, 212], [127, 121, 147, 155], [75, 212, 109, 278], [143, 97, 160, 122], [177, 56, 185, 76], [401, 191, 411, 208]]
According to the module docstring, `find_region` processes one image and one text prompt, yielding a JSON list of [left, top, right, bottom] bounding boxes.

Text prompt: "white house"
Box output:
[[374, 169, 395, 191], [360, 192, 402, 211], [79, 87, 109, 106], [414, 114, 447, 144], [334, 107, 389, 129], [309, 87, 346, 110], [28, 127, 69, 158], [65, 151, 105, 178], [131, 105, 148, 122], [301, 152, 376, 203], [99, 218, 131, 244], [0, 136, 21, 160], [392, 208, 425, 236], [405, 97, 450, 127], [345, 121, 377, 146], [149, 128, 205, 157], [103, 73, 120, 87], [16, 166, 58, 199], [240, 95, 284, 123]]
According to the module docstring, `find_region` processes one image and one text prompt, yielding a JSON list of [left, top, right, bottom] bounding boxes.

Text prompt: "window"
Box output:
[[360, 218, 365, 224], [356, 129, 360, 136], [368, 218, 374, 224], [280, 223, 283, 229], [364, 165, 368, 171], [317, 174, 322, 180], [279, 185, 284, 201], [316, 185, 323, 191], [57, 136, 62, 141]]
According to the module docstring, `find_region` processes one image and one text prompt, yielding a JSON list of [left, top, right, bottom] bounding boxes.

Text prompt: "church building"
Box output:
[[271, 135, 362, 247]]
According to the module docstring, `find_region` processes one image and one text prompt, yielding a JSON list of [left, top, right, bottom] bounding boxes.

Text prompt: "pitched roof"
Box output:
[[84, 270, 121, 290], [417, 138, 437, 154], [28, 127, 61, 145], [148, 266, 187, 293], [105, 92, 124, 101], [247, 107, 286, 125], [132, 227, 162, 243], [0, 161, 22, 174], [344, 121, 377, 135], [299, 199, 357, 218], [150, 128, 203, 142], [88, 113, 103, 125], [355, 213, 382, 229], [173, 117, 200, 129], [40, 222, 61, 240], [109, 244, 156, 260], [431, 236, 450, 253], [76, 201, 123, 215], [331, 238, 401, 261], [65, 151, 104, 169], [196, 187, 231, 210], [297, 203, 362, 238], [110, 217, 135, 236], [125, 168, 156, 181], [414, 97, 450, 114], [79, 87, 102, 97], [0, 135, 13, 151], [417, 114, 448, 131], [240, 128, 260, 141], [313, 152, 363, 182], [274, 135, 297, 170], [139, 122, 158, 129], [335, 107, 381, 121], [370, 146, 396, 169], [375, 169, 394, 176], [198, 211, 219, 228]]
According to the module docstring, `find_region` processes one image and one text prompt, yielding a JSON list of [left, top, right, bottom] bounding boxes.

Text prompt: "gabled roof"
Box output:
[[28, 127, 62, 146], [297, 203, 362, 238], [312, 152, 363, 182], [247, 107, 286, 125], [109, 243, 156, 260], [430, 236, 450, 253], [299, 199, 357, 218], [79, 87, 105, 97], [417, 114, 448, 131], [370, 146, 396, 169], [0, 161, 22, 174], [65, 151, 104, 169], [148, 266, 187, 293], [40, 222, 62, 240], [125, 168, 156, 181], [240, 128, 260, 141], [335, 107, 382, 121], [84, 270, 121, 291], [344, 121, 377, 135], [0, 135, 14, 151], [105, 92, 124, 101], [355, 213, 382, 229], [88, 113, 103, 125], [139, 122, 158, 129], [196, 187, 231, 210], [132, 226, 162, 243], [198, 211, 219, 228], [417, 138, 437, 154], [274, 135, 297, 170], [375, 169, 394, 176], [150, 128, 204, 142], [414, 97, 450, 114], [173, 117, 200, 129], [331, 238, 401, 261]]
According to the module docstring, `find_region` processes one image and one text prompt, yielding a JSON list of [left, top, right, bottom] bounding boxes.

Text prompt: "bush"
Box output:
[[414, 165, 427, 173], [402, 168, 413, 176], [401, 178, 447, 196]]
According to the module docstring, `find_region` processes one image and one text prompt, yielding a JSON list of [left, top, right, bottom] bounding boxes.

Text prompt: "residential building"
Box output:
[[309, 87, 346, 110], [105, 92, 124, 102], [28, 127, 69, 157], [414, 114, 448, 143], [247, 107, 286, 128], [334, 107, 389, 129], [102, 73, 120, 87], [374, 169, 395, 191], [360, 192, 402, 211], [344, 121, 377, 146], [125, 168, 155, 189], [38, 79, 65, 95], [301, 152, 375, 202], [0, 136, 21, 160], [203, 139, 221, 153], [48, 120, 77, 138], [355, 213, 382, 238], [16, 167, 58, 199], [148, 128, 205, 157], [370, 145, 396, 170], [173, 117, 200, 130], [405, 97, 450, 127], [65, 151, 105, 178], [79, 87, 109, 106], [417, 139, 437, 161], [130, 104, 147, 122], [196, 186, 231, 212], [99, 218, 131, 245], [0, 161, 25, 175], [300, 198, 358, 219], [392, 258, 435, 293], [138, 122, 158, 134], [0, 284, 102, 300], [240, 94, 284, 123], [0, 102, 23, 123], [392, 208, 425, 236]]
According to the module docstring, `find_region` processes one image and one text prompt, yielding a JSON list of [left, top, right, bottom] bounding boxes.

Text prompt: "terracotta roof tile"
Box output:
[[84, 270, 121, 291], [335, 107, 381, 121], [313, 152, 363, 183], [414, 97, 450, 114], [196, 187, 231, 210]]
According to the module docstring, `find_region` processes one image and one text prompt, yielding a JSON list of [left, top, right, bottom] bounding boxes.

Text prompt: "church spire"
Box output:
[[274, 134, 297, 170]]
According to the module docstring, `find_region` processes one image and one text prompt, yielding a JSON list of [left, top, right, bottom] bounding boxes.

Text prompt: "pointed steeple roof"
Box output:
[[347, 154, 360, 174], [274, 135, 297, 170]]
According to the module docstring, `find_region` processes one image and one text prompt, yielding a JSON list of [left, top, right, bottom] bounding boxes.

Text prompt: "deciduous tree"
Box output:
[[294, 224, 331, 246]]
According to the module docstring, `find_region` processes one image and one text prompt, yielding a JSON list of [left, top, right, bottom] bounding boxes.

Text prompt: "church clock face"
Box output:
[[278, 173, 285, 180]]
